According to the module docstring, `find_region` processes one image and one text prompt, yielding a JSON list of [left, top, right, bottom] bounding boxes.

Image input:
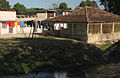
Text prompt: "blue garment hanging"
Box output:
[[20, 22, 24, 26]]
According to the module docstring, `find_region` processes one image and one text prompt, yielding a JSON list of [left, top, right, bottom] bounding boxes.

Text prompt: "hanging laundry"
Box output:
[[54, 23, 57, 30], [6, 22, 9, 25], [63, 23, 67, 29], [9, 22, 15, 27], [14, 22, 18, 26], [60, 23, 64, 27], [20, 22, 24, 26], [17, 22, 20, 25], [38, 21, 41, 28], [11, 22, 15, 27], [56, 23, 60, 30], [9, 22, 12, 27]]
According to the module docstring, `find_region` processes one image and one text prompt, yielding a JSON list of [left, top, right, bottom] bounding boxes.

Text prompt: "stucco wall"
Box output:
[[0, 11, 16, 21], [0, 22, 1, 34], [20, 27, 34, 34], [0, 23, 9, 35], [37, 13, 47, 21]]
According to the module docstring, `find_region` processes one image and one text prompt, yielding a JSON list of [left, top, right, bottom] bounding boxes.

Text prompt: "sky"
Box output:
[[7, 0, 104, 10]]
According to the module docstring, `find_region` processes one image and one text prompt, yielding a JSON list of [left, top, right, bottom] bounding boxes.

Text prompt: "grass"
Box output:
[[0, 36, 104, 75], [95, 43, 113, 51]]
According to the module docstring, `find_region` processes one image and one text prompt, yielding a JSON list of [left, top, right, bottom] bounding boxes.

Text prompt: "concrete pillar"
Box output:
[[54, 13, 56, 17], [112, 22, 115, 33], [87, 23, 89, 35], [46, 12, 47, 18], [100, 23, 103, 34]]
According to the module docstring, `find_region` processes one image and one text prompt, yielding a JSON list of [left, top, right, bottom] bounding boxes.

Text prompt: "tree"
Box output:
[[51, 3, 58, 9], [100, 0, 120, 15], [59, 2, 70, 10], [27, 8, 44, 11], [0, 0, 11, 10], [12, 2, 26, 14], [79, 0, 98, 8]]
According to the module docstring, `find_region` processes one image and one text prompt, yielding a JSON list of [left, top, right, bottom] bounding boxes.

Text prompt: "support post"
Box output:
[[100, 23, 103, 34], [32, 19, 37, 38], [112, 22, 115, 33], [72, 23, 74, 38], [87, 23, 89, 35], [34, 19, 38, 32]]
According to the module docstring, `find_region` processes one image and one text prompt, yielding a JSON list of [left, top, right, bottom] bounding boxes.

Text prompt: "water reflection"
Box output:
[[0, 72, 70, 78], [0, 71, 116, 78]]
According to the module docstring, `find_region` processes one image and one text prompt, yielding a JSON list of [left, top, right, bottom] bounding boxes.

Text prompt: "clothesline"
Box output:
[[6, 22, 24, 27]]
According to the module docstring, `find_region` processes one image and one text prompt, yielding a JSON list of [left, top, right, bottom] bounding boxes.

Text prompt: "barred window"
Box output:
[[114, 24, 120, 33], [89, 24, 100, 34], [102, 24, 112, 34], [2, 22, 7, 28]]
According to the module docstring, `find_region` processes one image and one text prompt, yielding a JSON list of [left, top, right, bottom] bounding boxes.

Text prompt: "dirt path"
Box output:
[[0, 33, 38, 38]]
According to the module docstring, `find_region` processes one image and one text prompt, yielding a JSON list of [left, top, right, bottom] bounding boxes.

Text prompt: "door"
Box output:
[[9, 26, 13, 33]]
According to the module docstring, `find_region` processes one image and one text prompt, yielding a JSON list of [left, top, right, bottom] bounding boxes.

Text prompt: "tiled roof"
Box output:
[[43, 6, 120, 23]]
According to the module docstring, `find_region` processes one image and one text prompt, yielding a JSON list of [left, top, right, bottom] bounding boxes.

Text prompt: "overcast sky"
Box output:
[[7, 0, 104, 10]]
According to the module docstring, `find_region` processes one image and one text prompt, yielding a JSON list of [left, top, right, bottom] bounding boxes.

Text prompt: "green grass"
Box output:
[[95, 43, 113, 51]]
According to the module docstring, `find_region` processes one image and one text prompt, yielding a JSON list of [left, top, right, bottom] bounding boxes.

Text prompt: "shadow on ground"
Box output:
[[0, 37, 105, 75]]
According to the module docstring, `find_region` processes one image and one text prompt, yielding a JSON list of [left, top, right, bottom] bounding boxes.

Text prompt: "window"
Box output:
[[2, 22, 7, 28]]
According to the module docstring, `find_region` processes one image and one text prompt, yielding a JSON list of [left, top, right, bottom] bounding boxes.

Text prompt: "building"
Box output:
[[43, 6, 120, 44], [0, 11, 18, 35], [16, 10, 56, 33]]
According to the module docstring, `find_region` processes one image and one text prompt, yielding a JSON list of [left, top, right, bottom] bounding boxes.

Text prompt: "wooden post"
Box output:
[[34, 19, 38, 32], [87, 23, 89, 35], [112, 22, 115, 33], [32, 19, 37, 38], [72, 23, 74, 38], [100, 23, 103, 34]]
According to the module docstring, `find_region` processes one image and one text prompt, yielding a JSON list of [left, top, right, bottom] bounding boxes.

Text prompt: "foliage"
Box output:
[[27, 8, 44, 11], [50, 3, 58, 9], [100, 0, 120, 15], [79, 0, 98, 8], [0, 0, 11, 10], [12, 2, 27, 14], [59, 2, 72, 10]]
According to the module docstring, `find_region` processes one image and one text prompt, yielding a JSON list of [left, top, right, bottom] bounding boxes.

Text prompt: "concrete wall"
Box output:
[[37, 13, 47, 21], [87, 23, 120, 44], [0, 11, 16, 21], [0, 22, 9, 35], [88, 33, 120, 44], [20, 27, 34, 34]]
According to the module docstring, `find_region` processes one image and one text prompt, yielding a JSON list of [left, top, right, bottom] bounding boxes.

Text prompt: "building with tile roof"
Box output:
[[43, 6, 120, 44]]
